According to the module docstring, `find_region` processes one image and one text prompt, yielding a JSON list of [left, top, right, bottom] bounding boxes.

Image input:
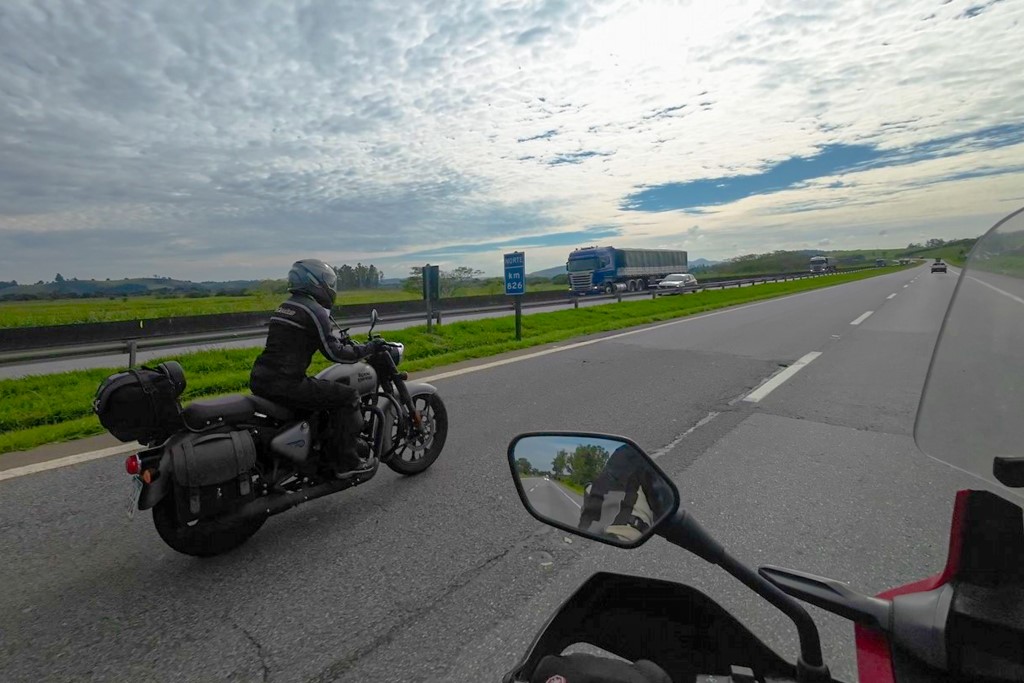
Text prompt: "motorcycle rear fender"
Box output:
[[138, 449, 173, 511], [502, 571, 795, 683]]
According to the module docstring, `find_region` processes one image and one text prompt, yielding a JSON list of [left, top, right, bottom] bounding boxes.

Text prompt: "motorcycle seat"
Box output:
[[183, 394, 295, 427]]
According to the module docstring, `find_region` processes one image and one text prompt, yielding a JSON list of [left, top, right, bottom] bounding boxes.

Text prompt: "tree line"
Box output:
[[403, 266, 485, 297], [516, 444, 611, 489], [333, 263, 383, 290]]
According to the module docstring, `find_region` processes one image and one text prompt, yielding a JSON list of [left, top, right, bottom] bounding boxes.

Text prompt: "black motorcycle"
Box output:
[[95, 309, 447, 557]]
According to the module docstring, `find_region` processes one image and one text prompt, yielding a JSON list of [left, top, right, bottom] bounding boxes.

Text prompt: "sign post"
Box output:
[[504, 251, 525, 340], [422, 264, 440, 332]]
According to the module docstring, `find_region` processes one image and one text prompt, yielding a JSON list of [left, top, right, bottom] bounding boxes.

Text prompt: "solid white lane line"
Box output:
[[969, 276, 1024, 306], [549, 480, 582, 509], [850, 311, 874, 325], [742, 352, 823, 403], [0, 442, 141, 482], [887, 294, 897, 300]]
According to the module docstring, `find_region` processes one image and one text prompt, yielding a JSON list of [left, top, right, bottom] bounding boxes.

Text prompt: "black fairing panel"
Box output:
[[945, 492, 1024, 682], [503, 572, 795, 683]]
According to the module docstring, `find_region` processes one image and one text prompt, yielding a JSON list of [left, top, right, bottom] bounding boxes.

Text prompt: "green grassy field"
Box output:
[[0, 283, 567, 329], [913, 245, 972, 266], [0, 267, 907, 456], [559, 479, 587, 496]]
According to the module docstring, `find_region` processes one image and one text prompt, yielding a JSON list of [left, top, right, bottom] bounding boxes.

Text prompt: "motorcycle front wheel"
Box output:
[[386, 393, 448, 476]]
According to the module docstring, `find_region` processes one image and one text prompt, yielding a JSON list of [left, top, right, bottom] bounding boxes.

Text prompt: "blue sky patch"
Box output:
[[960, 0, 1005, 19], [403, 226, 623, 258], [517, 129, 559, 143], [622, 143, 880, 212], [645, 104, 686, 120], [547, 150, 613, 166], [622, 122, 1024, 212]]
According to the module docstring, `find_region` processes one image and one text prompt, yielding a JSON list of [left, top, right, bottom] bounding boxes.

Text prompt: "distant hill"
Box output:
[[196, 280, 263, 293], [527, 265, 567, 278], [0, 277, 262, 301], [699, 250, 827, 275], [689, 258, 719, 268]]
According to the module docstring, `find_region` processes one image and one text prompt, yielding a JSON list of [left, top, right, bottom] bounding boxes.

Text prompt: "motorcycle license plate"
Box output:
[[126, 476, 144, 520]]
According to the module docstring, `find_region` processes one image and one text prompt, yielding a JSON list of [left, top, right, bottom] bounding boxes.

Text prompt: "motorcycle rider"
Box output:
[[578, 442, 667, 542], [250, 258, 377, 475]]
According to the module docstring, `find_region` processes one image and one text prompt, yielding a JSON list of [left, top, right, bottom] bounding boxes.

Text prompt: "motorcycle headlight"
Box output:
[[388, 343, 405, 365]]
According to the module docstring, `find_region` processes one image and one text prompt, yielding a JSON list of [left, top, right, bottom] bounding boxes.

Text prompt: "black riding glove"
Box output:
[[530, 653, 672, 683]]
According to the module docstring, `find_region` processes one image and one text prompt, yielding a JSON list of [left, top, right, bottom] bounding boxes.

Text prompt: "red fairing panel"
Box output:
[[853, 490, 969, 682]]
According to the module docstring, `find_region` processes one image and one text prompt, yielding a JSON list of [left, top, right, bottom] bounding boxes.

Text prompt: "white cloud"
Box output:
[[0, 0, 1022, 281]]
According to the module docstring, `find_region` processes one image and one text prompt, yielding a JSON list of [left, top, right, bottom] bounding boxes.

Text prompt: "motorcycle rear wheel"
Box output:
[[386, 393, 448, 476], [152, 494, 266, 557]]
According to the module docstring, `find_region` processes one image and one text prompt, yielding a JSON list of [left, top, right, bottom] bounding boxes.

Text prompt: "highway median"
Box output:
[[0, 267, 908, 457]]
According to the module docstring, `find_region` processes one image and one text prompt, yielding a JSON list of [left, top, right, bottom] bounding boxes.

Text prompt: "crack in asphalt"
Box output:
[[648, 410, 722, 461], [305, 546, 515, 683], [231, 617, 271, 683]]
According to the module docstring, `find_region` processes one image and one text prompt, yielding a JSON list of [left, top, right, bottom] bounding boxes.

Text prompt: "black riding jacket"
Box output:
[[250, 294, 370, 409], [578, 445, 663, 532]]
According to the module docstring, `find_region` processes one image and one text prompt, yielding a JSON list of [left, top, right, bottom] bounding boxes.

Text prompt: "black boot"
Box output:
[[333, 406, 372, 475]]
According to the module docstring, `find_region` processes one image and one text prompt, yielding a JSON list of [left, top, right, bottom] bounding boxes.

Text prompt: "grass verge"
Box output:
[[0, 283, 568, 329], [559, 480, 587, 496], [0, 267, 906, 456]]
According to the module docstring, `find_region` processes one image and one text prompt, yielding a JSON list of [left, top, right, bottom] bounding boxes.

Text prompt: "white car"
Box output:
[[655, 273, 699, 292]]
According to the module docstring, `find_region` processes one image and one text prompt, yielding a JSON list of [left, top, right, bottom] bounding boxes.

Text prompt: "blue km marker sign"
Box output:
[[504, 252, 525, 296]]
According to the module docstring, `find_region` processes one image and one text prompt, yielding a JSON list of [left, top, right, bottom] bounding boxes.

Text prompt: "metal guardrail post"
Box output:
[[127, 340, 138, 368], [574, 298, 579, 309]]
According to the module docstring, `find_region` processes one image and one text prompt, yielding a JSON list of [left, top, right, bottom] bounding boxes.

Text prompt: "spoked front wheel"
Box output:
[[386, 393, 448, 476]]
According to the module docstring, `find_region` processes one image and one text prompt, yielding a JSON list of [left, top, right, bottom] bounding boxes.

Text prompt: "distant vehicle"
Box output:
[[809, 256, 838, 273], [567, 246, 688, 295], [931, 260, 947, 273], [875, 258, 887, 267], [898, 258, 911, 265], [654, 273, 699, 293]]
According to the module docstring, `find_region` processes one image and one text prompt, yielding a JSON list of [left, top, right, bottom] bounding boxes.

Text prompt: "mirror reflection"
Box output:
[[511, 434, 677, 546]]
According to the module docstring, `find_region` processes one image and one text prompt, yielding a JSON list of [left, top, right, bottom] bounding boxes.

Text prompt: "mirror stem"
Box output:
[[659, 510, 830, 680]]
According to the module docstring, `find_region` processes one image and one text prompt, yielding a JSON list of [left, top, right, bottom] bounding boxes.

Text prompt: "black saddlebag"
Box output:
[[170, 429, 257, 521], [93, 362, 186, 444]]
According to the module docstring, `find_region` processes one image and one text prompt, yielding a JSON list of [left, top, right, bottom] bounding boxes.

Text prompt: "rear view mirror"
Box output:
[[508, 432, 680, 547]]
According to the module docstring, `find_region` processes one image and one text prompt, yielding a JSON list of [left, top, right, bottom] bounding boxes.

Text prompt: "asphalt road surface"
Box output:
[[1, 264, 981, 682], [519, 476, 583, 527]]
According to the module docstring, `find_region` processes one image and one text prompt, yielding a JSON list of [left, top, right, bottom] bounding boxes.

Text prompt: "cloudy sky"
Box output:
[[1, 0, 1022, 282]]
